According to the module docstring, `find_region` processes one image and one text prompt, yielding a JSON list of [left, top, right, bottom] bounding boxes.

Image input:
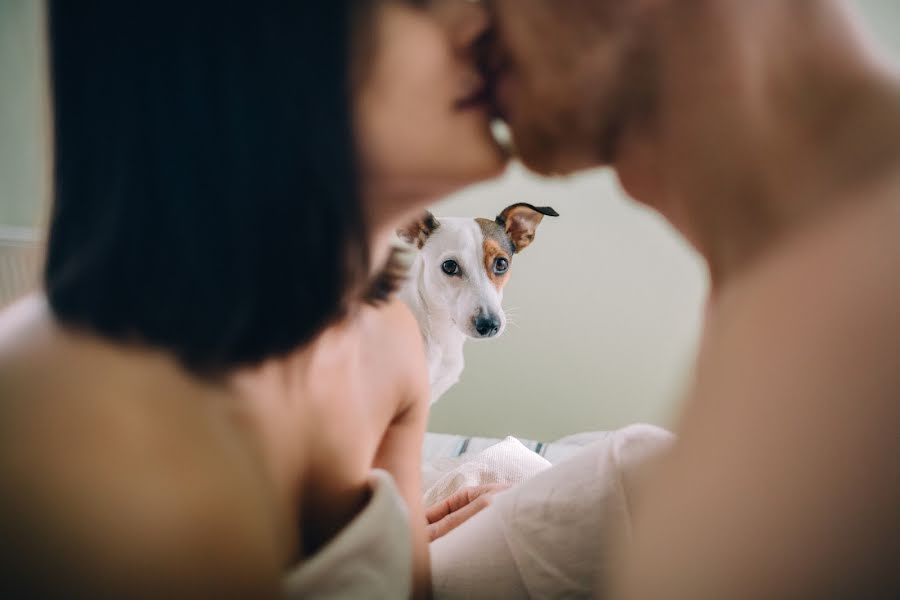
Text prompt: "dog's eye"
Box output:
[[493, 257, 509, 275], [441, 260, 461, 276]]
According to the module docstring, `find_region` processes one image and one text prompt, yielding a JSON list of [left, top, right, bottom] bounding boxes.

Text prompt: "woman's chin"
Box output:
[[422, 145, 509, 196], [468, 142, 512, 181], [447, 155, 509, 193], [374, 147, 510, 213]]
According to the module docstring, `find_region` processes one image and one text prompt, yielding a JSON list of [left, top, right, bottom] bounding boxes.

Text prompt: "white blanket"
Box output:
[[430, 424, 675, 598], [423, 436, 552, 507]]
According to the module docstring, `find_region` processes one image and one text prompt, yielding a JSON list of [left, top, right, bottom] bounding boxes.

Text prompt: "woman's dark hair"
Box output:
[[45, 1, 371, 373]]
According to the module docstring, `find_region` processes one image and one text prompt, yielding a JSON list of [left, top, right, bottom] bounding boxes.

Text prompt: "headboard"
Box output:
[[0, 227, 41, 308]]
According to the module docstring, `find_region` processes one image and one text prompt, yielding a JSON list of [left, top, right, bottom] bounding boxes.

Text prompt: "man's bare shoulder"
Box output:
[[723, 187, 900, 336], [688, 185, 900, 442], [703, 188, 900, 397], [624, 190, 900, 598]]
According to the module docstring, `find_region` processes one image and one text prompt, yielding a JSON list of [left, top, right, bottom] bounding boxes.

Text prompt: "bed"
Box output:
[[423, 430, 615, 466]]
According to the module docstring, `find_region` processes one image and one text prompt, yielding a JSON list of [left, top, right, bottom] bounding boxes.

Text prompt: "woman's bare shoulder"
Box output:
[[0, 294, 53, 364], [359, 298, 429, 411], [361, 298, 427, 370], [0, 297, 283, 594], [368, 296, 424, 340]]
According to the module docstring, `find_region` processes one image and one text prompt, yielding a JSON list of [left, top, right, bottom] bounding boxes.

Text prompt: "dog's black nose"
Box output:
[[474, 315, 501, 338]]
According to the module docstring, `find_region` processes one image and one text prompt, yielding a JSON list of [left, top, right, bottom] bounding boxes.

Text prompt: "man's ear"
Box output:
[[397, 211, 440, 249], [496, 203, 559, 253]]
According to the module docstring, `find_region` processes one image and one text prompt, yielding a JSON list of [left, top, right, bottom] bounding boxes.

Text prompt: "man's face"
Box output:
[[488, 0, 655, 175]]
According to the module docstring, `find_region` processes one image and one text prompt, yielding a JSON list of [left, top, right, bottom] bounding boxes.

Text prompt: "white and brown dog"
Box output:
[[398, 203, 558, 404]]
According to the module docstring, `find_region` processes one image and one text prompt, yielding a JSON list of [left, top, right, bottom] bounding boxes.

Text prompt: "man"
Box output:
[[431, 0, 900, 596]]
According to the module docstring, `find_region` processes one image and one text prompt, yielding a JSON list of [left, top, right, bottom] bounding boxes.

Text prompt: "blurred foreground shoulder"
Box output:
[[0, 434, 283, 598], [613, 192, 900, 598], [0, 299, 284, 597]]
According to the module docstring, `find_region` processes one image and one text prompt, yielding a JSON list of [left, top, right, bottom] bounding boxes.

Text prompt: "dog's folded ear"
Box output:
[[397, 212, 440, 249], [496, 203, 559, 253]]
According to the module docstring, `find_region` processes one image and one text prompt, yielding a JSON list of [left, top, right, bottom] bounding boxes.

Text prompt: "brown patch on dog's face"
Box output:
[[477, 218, 514, 291], [482, 239, 512, 290]]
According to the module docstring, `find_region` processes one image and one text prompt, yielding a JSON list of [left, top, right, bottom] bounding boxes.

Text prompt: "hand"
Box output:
[[425, 484, 511, 541]]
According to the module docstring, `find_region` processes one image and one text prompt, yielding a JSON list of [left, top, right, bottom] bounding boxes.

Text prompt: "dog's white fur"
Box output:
[[398, 204, 557, 403], [399, 218, 506, 403]]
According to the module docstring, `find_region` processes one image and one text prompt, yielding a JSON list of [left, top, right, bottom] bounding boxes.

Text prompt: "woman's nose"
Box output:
[[431, 0, 492, 53]]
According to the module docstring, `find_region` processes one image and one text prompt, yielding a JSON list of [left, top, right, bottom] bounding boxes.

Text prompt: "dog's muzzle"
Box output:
[[473, 313, 501, 338]]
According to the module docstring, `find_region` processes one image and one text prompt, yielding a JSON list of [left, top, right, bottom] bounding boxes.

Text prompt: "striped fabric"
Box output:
[[423, 431, 613, 466]]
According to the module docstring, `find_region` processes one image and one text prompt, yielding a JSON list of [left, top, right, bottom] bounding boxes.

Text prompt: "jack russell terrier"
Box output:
[[398, 203, 558, 404]]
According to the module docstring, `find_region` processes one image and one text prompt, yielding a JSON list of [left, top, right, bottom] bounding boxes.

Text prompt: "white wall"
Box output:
[[428, 0, 900, 440], [0, 0, 47, 228], [855, 0, 900, 60]]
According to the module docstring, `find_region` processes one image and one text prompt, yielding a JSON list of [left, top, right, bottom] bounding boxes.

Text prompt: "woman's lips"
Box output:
[[455, 50, 515, 117], [455, 74, 514, 124], [454, 81, 492, 111]]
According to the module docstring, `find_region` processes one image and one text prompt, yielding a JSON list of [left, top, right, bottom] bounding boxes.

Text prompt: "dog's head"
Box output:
[[399, 203, 558, 340]]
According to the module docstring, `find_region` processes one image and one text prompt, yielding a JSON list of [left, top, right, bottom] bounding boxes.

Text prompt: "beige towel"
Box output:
[[284, 469, 412, 599], [423, 436, 552, 507]]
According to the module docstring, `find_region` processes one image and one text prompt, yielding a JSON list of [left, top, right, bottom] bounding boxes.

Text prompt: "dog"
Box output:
[[398, 203, 558, 403]]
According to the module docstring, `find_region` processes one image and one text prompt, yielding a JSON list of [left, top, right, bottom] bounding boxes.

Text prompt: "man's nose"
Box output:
[[473, 313, 501, 338]]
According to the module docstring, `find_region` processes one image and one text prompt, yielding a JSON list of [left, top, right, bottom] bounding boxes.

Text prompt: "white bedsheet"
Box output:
[[429, 424, 676, 598], [423, 436, 552, 505], [423, 430, 614, 466]]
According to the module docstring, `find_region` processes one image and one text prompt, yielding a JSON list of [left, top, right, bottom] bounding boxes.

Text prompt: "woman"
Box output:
[[0, 1, 503, 597]]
